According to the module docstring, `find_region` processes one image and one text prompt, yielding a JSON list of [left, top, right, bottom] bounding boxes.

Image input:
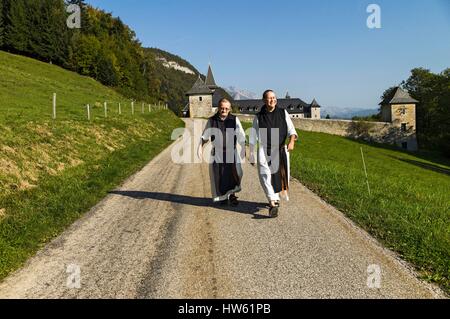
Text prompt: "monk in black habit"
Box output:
[[198, 99, 246, 206]]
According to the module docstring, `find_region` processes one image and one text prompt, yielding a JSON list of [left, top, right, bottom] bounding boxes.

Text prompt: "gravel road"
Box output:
[[0, 119, 445, 299]]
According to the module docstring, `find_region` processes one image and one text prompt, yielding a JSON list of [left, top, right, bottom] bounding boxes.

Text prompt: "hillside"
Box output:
[[0, 0, 200, 117], [144, 48, 199, 115], [0, 50, 184, 280]]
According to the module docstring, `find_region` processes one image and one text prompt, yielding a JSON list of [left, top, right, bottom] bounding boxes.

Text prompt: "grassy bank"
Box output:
[[0, 51, 184, 280], [241, 121, 449, 294]]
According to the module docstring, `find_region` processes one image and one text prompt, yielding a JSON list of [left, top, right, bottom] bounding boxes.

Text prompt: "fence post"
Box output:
[[104, 102, 108, 118], [87, 104, 90, 121], [52, 93, 56, 119], [142, 102, 144, 114], [119, 102, 122, 115], [131, 101, 134, 115], [360, 147, 371, 196]]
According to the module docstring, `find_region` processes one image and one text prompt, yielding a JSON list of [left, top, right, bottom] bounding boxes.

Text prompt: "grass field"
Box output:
[[241, 121, 450, 294], [0, 51, 184, 280]]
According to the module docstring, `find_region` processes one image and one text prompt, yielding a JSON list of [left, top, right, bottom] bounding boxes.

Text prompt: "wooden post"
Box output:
[[142, 102, 144, 114], [104, 102, 108, 118], [360, 147, 371, 196], [87, 104, 91, 121], [119, 102, 122, 115], [148, 104, 151, 112], [131, 101, 134, 115], [52, 93, 56, 119]]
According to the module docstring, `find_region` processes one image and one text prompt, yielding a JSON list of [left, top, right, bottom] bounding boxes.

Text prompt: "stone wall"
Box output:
[[189, 95, 214, 118], [237, 114, 418, 151]]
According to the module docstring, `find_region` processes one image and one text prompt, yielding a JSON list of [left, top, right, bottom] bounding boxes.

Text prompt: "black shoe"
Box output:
[[269, 206, 279, 218], [229, 194, 239, 207]]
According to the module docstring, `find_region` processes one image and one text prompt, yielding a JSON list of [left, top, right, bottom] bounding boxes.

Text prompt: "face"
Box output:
[[219, 102, 231, 118], [264, 91, 277, 108]]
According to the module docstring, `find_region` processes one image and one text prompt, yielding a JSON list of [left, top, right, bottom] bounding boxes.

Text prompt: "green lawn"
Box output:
[[242, 122, 450, 295], [0, 51, 184, 280]]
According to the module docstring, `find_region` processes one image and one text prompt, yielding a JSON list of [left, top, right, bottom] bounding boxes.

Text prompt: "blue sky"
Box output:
[[86, 0, 449, 109]]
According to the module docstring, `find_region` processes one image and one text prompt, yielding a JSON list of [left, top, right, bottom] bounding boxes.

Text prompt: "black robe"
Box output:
[[207, 114, 242, 199], [257, 106, 289, 194]]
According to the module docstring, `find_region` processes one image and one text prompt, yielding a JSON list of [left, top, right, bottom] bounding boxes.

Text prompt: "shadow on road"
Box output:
[[109, 190, 271, 219]]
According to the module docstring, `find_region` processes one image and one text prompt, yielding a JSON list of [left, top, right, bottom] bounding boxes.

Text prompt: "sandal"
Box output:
[[269, 202, 279, 218]]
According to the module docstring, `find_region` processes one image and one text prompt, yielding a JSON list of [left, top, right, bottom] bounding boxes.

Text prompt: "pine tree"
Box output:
[[0, 0, 4, 47], [4, 0, 29, 53]]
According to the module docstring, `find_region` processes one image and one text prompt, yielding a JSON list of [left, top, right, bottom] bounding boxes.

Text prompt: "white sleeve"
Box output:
[[249, 116, 259, 146], [201, 119, 212, 141], [285, 110, 298, 140], [235, 117, 246, 145]]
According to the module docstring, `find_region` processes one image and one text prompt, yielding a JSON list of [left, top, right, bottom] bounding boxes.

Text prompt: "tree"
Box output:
[[97, 51, 118, 86], [402, 68, 450, 155], [4, 0, 29, 53], [380, 86, 398, 102], [0, 0, 4, 47]]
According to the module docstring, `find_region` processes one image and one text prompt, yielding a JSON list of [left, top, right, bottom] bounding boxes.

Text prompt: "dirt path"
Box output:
[[0, 119, 445, 299]]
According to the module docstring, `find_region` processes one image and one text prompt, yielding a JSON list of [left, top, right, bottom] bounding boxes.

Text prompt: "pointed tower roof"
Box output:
[[285, 91, 291, 99], [379, 87, 419, 105], [205, 64, 218, 89], [310, 99, 321, 108], [186, 75, 213, 95]]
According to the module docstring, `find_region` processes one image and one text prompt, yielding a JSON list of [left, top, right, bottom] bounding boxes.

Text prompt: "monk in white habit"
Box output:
[[249, 90, 298, 218]]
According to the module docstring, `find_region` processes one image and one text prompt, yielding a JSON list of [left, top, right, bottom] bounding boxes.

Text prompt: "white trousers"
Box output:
[[257, 146, 290, 202]]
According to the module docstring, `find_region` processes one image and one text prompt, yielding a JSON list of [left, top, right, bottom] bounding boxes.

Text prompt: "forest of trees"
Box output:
[[0, 0, 198, 114]]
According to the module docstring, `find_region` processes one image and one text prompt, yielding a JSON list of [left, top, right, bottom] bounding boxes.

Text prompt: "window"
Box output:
[[401, 123, 407, 132], [199, 97, 203, 102]]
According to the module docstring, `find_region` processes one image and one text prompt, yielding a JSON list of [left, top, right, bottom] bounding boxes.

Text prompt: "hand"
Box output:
[[287, 141, 295, 152]]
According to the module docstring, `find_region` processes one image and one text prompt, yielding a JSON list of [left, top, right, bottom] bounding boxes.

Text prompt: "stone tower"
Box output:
[[310, 99, 321, 119], [186, 64, 219, 118], [186, 75, 214, 118], [379, 87, 418, 151]]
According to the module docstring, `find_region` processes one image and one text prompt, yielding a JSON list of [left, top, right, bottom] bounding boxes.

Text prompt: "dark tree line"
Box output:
[[0, 0, 199, 112]]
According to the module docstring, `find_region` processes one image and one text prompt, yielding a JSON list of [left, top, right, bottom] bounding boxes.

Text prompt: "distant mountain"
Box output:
[[225, 86, 259, 100], [321, 107, 379, 119]]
